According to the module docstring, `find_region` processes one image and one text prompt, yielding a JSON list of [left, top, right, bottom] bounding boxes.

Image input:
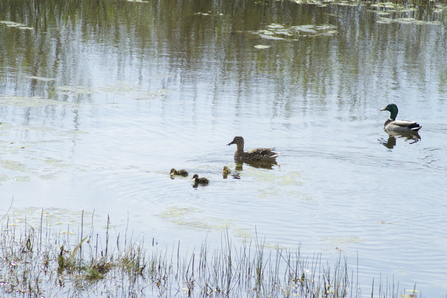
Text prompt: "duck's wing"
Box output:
[[388, 120, 422, 131], [246, 147, 280, 158]]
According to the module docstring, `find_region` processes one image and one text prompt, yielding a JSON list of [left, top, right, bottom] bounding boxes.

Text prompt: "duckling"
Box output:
[[222, 166, 232, 176], [170, 168, 189, 177], [227, 136, 280, 161], [223, 166, 241, 179], [192, 174, 209, 185], [380, 104, 422, 132]]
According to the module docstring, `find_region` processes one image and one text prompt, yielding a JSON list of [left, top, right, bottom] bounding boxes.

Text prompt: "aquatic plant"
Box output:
[[0, 211, 421, 297]]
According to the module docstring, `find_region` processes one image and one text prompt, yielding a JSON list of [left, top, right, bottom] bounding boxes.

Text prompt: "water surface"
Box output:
[[1, 0, 447, 296]]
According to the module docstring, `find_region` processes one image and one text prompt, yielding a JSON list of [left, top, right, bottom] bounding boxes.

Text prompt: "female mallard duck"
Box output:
[[227, 136, 280, 161], [380, 104, 422, 132], [192, 174, 209, 185], [170, 168, 189, 177]]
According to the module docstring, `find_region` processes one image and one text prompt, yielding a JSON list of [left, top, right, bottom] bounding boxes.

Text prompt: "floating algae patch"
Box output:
[[0, 95, 44, 107], [172, 218, 234, 230], [248, 169, 304, 186], [171, 219, 217, 229], [56, 85, 95, 95], [321, 236, 365, 245], [263, 243, 288, 250], [206, 218, 234, 230], [0, 94, 69, 108], [277, 172, 304, 186], [44, 158, 70, 167], [376, 17, 442, 25], [97, 83, 171, 100], [14, 176, 30, 182], [158, 207, 237, 231], [267, 23, 285, 29], [254, 23, 338, 41], [39, 172, 60, 179], [0, 20, 34, 30], [1, 160, 28, 172], [254, 44, 271, 49], [259, 34, 287, 41], [257, 187, 283, 197], [233, 228, 254, 239], [4, 207, 97, 228], [157, 206, 203, 218], [60, 230, 76, 235], [0, 174, 8, 182], [378, 221, 393, 224], [24, 75, 55, 81]]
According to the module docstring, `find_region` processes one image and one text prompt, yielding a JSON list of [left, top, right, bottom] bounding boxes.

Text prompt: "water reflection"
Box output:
[[1, 0, 447, 295], [235, 160, 279, 171], [379, 130, 421, 149]]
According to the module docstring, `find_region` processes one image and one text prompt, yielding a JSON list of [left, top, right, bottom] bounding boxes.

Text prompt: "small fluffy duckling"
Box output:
[[227, 136, 280, 161], [222, 166, 240, 179], [170, 168, 189, 177], [192, 174, 209, 185], [222, 166, 232, 176]]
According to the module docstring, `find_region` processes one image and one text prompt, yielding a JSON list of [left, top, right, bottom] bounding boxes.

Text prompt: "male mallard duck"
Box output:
[[227, 136, 280, 161], [380, 104, 422, 132], [170, 168, 189, 177], [192, 174, 209, 185]]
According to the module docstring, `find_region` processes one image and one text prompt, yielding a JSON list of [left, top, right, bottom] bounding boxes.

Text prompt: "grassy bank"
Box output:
[[0, 211, 417, 297]]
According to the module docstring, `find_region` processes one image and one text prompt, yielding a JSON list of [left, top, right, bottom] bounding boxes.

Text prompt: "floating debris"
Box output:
[[376, 16, 443, 25], [254, 45, 271, 49], [0, 20, 34, 30], [255, 23, 338, 41], [25, 75, 56, 81]]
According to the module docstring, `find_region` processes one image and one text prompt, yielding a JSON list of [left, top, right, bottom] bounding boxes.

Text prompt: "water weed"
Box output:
[[0, 211, 419, 297]]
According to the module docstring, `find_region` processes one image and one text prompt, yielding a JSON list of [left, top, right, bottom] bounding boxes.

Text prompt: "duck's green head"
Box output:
[[380, 103, 398, 120]]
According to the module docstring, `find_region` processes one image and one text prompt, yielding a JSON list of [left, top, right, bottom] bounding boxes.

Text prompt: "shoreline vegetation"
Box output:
[[0, 211, 420, 297]]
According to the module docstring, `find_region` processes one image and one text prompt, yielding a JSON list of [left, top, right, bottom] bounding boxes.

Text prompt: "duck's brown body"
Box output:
[[227, 136, 279, 161]]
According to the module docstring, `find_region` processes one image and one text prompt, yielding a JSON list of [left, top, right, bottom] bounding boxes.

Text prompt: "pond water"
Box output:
[[1, 0, 447, 296]]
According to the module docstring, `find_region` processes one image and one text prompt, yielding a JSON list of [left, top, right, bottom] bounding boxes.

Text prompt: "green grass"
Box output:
[[0, 211, 420, 297]]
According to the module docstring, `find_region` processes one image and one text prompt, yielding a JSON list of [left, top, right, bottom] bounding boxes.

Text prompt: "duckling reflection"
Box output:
[[222, 166, 240, 179], [191, 174, 209, 188], [380, 130, 421, 149]]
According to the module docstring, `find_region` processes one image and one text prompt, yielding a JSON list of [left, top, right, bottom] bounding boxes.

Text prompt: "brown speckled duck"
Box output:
[[192, 174, 209, 185], [380, 104, 422, 132], [170, 168, 189, 177], [227, 136, 280, 161]]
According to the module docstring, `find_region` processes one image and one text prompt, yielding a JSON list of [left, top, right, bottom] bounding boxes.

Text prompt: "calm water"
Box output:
[[1, 0, 447, 296]]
